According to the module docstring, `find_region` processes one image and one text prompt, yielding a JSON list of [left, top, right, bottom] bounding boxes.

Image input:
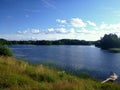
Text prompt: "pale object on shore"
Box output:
[[101, 73, 118, 84]]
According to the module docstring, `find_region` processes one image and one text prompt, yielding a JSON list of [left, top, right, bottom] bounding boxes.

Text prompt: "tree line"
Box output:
[[0, 39, 93, 45], [1, 33, 120, 52]]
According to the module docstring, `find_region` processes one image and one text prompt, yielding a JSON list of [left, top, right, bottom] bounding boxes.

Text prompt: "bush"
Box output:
[[0, 45, 13, 56]]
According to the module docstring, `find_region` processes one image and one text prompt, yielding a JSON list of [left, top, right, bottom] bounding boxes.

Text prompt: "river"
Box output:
[[9, 45, 120, 81]]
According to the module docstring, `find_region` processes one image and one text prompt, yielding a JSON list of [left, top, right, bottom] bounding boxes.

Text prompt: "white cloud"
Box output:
[[87, 21, 96, 27], [17, 31, 22, 34], [100, 22, 120, 30], [2, 17, 120, 41], [55, 28, 67, 34], [108, 23, 120, 30], [70, 18, 86, 27], [32, 29, 40, 34], [100, 22, 108, 29], [56, 19, 67, 24], [76, 28, 98, 35], [45, 28, 55, 34], [48, 28, 54, 32], [46, 28, 68, 34], [41, 0, 56, 9], [17, 30, 28, 34], [69, 28, 75, 33]]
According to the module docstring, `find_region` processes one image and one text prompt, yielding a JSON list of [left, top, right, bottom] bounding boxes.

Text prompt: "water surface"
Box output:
[[9, 45, 120, 80]]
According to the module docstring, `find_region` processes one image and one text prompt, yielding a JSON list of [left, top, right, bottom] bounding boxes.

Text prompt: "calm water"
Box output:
[[9, 45, 120, 80]]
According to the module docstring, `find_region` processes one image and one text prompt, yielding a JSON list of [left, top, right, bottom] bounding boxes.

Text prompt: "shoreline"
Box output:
[[109, 48, 120, 53]]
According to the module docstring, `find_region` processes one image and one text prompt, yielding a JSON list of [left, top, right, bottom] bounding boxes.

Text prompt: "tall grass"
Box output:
[[0, 56, 120, 90]]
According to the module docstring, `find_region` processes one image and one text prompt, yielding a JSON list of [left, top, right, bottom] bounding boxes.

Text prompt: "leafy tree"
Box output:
[[97, 34, 120, 49], [0, 39, 8, 45], [0, 45, 13, 56]]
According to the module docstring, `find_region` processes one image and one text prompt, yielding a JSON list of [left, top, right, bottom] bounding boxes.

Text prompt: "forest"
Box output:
[[0, 39, 93, 45]]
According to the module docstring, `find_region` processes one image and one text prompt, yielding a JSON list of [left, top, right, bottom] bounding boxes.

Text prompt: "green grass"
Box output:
[[0, 56, 120, 90], [109, 48, 120, 53]]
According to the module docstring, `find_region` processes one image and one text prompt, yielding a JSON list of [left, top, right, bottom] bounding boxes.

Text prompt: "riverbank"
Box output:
[[109, 48, 120, 53], [0, 57, 120, 90]]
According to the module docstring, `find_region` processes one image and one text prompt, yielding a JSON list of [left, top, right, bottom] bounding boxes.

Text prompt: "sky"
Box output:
[[0, 0, 120, 41]]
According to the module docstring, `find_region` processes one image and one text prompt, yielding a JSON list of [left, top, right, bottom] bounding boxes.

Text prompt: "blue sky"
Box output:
[[0, 0, 120, 40]]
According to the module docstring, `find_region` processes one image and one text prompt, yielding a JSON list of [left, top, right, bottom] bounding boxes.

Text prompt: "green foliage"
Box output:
[[0, 39, 8, 45], [80, 72, 90, 79], [0, 45, 13, 56], [95, 34, 120, 49], [0, 38, 93, 45], [9, 39, 92, 45], [28, 71, 58, 83], [0, 39, 12, 45]]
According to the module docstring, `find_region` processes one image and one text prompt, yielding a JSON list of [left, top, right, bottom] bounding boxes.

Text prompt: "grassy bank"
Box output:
[[0, 57, 120, 90], [109, 48, 120, 53]]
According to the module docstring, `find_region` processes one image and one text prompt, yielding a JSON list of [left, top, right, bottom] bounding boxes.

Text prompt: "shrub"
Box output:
[[0, 45, 13, 56]]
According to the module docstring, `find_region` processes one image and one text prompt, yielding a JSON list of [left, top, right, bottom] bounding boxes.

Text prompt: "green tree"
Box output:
[[99, 34, 120, 49], [0, 45, 13, 56], [0, 39, 8, 45]]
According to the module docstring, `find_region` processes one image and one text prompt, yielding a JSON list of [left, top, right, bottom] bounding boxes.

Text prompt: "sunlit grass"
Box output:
[[109, 48, 120, 53], [0, 56, 120, 90]]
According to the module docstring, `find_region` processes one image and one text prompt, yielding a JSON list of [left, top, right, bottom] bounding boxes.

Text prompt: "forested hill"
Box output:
[[0, 39, 94, 45]]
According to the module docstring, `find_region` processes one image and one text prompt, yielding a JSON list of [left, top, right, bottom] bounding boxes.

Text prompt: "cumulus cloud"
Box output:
[[55, 28, 68, 34], [46, 28, 68, 34], [32, 29, 40, 34], [100, 22, 120, 30], [87, 21, 96, 27], [69, 28, 75, 33], [4, 17, 120, 41], [56, 19, 67, 24], [45, 28, 55, 34], [17, 30, 28, 34], [100, 22, 108, 29], [70, 18, 86, 27], [47, 28, 54, 32]]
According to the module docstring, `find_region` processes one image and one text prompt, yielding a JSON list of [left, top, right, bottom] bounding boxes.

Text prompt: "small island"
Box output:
[[95, 33, 120, 53]]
